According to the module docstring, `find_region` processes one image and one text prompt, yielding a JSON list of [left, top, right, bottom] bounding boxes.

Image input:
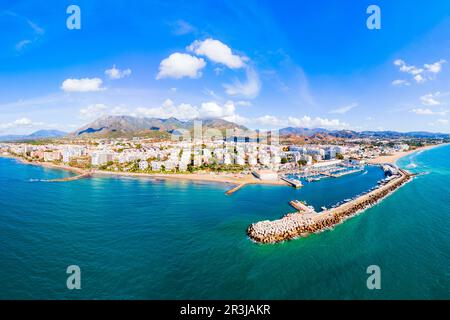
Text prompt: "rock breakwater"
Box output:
[[247, 169, 412, 244]]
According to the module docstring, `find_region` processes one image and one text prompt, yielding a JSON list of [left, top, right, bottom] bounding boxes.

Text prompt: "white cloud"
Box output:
[[171, 20, 196, 35], [223, 67, 261, 98], [222, 114, 249, 125], [110, 106, 129, 115], [13, 118, 33, 126], [421, 92, 441, 106], [0, 118, 43, 132], [214, 67, 224, 75], [187, 38, 246, 69], [79, 104, 130, 120], [330, 102, 358, 114], [391, 79, 410, 86], [75, 100, 242, 123], [203, 88, 221, 100], [15, 39, 32, 51], [394, 59, 423, 75], [411, 108, 435, 115], [424, 60, 446, 73], [79, 104, 109, 119], [105, 65, 132, 80], [248, 115, 349, 130], [393, 59, 446, 84], [411, 108, 447, 116], [236, 100, 252, 107], [287, 116, 349, 129], [135, 100, 242, 122], [437, 119, 448, 125], [254, 115, 286, 128], [414, 74, 425, 83], [136, 99, 199, 121], [61, 78, 104, 92], [156, 53, 206, 80], [6, 12, 45, 52], [199, 101, 235, 118], [199, 102, 224, 118], [27, 19, 45, 35]]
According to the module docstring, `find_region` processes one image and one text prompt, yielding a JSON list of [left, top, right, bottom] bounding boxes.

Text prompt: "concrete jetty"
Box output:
[[330, 168, 364, 178], [247, 169, 412, 244], [281, 177, 303, 188], [43, 172, 92, 182], [289, 200, 316, 213], [226, 183, 247, 195]]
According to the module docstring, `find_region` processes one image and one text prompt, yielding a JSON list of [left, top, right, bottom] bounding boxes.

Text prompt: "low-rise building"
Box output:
[[252, 169, 278, 181]]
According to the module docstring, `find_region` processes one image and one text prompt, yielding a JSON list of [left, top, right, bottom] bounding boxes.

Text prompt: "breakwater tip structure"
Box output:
[[247, 168, 413, 244], [44, 172, 92, 182]]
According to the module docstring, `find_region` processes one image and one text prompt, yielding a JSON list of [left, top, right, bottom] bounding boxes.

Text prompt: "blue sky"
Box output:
[[1, 0, 450, 134]]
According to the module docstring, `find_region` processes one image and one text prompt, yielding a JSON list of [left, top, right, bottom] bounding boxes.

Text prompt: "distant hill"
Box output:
[[280, 127, 450, 140], [279, 127, 330, 137], [0, 130, 67, 142], [2, 120, 447, 142], [72, 115, 249, 137], [359, 130, 450, 139]]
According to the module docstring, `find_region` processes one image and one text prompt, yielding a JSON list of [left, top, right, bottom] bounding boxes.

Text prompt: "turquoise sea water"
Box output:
[[0, 145, 449, 299]]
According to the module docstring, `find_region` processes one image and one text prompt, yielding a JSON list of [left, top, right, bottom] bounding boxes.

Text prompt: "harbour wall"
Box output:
[[247, 169, 412, 244]]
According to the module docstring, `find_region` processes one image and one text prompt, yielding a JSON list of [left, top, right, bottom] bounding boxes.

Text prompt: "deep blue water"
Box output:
[[0, 145, 449, 299]]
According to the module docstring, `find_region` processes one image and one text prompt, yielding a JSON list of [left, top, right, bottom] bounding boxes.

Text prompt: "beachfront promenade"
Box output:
[[247, 168, 413, 244]]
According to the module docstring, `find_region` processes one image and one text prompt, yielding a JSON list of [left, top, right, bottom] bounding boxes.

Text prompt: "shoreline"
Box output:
[[1, 142, 446, 187], [0, 154, 289, 188], [92, 169, 289, 188], [0, 154, 88, 175], [367, 143, 445, 165]]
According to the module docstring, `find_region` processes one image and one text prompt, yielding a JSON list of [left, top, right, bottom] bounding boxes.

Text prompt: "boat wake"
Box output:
[[406, 163, 417, 169], [29, 178, 47, 182]]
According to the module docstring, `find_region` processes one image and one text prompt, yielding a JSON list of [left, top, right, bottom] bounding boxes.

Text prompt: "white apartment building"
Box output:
[[43, 151, 61, 162], [151, 161, 162, 171], [91, 152, 114, 166], [62, 147, 86, 163], [139, 160, 149, 170]]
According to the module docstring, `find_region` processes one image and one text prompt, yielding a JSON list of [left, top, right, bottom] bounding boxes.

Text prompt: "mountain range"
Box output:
[[71, 115, 249, 136], [279, 127, 450, 140], [0, 130, 67, 142], [1, 116, 448, 142]]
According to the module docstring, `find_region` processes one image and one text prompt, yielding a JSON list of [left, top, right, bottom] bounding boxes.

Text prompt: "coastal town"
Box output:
[[0, 134, 444, 243], [0, 135, 421, 180]]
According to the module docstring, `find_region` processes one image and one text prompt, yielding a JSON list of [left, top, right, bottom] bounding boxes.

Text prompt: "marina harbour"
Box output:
[[284, 160, 366, 184], [281, 161, 386, 212]]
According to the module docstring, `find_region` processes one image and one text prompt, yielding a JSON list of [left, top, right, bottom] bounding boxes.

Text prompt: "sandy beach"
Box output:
[[367, 144, 444, 165], [93, 169, 289, 187], [0, 154, 288, 187], [1, 154, 87, 175]]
